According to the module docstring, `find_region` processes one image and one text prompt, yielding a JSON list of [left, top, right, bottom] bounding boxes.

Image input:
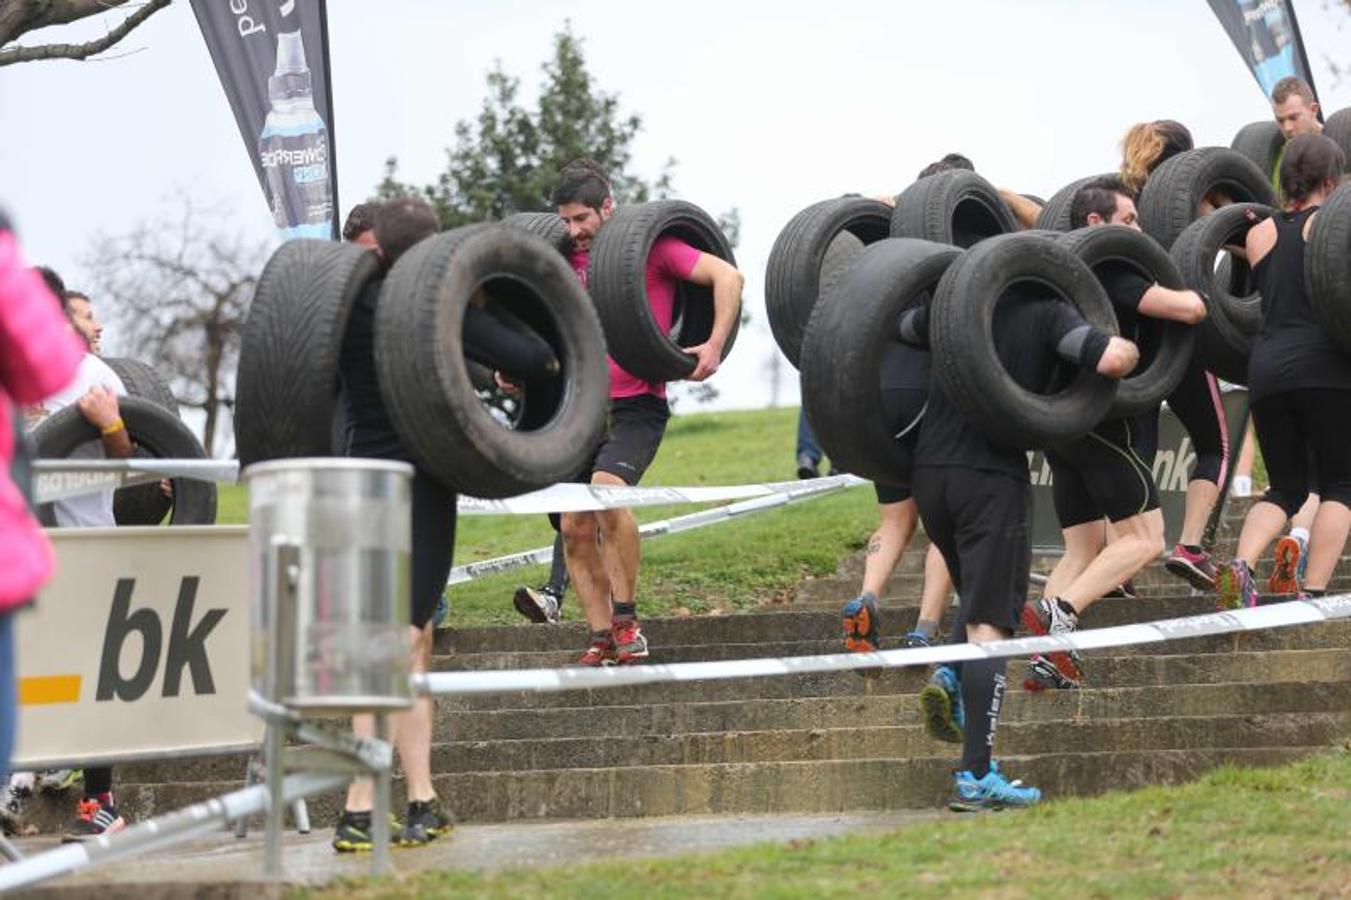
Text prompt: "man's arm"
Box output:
[[1138, 285, 1206, 324], [465, 306, 560, 382], [998, 189, 1042, 230], [682, 253, 744, 382], [76, 385, 133, 459], [1046, 297, 1139, 379]]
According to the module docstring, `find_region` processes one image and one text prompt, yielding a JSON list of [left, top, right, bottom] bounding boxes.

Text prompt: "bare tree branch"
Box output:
[[0, 0, 171, 67]]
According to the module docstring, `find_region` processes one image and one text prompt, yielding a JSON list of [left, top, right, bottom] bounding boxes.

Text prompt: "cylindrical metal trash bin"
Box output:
[[246, 458, 414, 715]]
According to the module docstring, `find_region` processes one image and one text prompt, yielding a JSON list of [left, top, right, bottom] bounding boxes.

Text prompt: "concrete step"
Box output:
[[439, 621, 1351, 670]]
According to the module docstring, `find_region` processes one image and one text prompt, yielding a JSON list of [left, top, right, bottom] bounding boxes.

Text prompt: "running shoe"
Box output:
[[1023, 654, 1079, 691], [38, 768, 81, 794], [397, 798, 454, 846], [61, 797, 126, 842], [900, 631, 933, 649], [1268, 536, 1301, 596], [1295, 534, 1309, 584], [1104, 580, 1137, 600], [841, 594, 881, 653], [918, 664, 964, 744], [1216, 559, 1259, 610], [1020, 597, 1084, 685], [948, 764, 1042, 812], [513, 584, 562, 624], [796, 453, 819, 480], [1164, 543, 1218, 590], [611, 618, 649, 665], [332, 811, 404, 853], [578, 633, 617, 667]]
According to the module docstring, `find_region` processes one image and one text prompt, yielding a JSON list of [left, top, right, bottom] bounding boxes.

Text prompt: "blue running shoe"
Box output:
[[1295, 534, 1309, 586], [949, 764, 1042, 812], [841, 594, 881, 653], [918, 664, 964, 744], [900, 631, 932, 649]]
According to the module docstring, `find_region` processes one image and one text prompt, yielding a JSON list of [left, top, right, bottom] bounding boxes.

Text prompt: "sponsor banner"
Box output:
[[190, 0, 339, 240], [1206, 0, 1318, 99], [11, 526, 260, 769], [1029, 389, 1251, 551], [415, 594, 1351, 697], [33, 460, 241, 504]]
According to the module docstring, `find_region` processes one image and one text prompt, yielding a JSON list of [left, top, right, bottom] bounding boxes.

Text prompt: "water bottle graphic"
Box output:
[[259, 30, 334, 240]]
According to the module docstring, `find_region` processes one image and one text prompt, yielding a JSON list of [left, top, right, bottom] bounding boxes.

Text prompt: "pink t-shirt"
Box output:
[[569, 235, 702, 399]]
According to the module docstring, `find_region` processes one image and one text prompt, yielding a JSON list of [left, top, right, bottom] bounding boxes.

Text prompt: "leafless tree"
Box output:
[[0, 0, 171, 66], [83, 194, 272, 456]]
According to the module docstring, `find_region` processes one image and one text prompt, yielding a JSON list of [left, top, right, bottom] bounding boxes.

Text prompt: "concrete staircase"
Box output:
[[14, 497, 1351, 833]]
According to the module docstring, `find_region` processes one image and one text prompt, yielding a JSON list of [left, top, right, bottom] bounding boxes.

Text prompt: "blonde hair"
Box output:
[[1119, 119, 1194, 195]]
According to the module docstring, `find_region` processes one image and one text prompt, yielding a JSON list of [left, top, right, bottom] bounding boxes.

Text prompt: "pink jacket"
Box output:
[[0, 229, 84, 613]]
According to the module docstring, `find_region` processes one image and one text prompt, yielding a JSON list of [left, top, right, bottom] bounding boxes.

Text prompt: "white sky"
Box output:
[[2, 0, 1348, 418]]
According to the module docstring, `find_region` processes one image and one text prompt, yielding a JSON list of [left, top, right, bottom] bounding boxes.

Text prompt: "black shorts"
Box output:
[[411, 466, 457, 629], [873, 482, 912, 504], [912, 466, 1030, 632], [1046, 418, 1159, 528], [549, 393, 670, 530]]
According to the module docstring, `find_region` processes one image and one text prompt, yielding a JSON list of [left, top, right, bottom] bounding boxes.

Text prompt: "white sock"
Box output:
[[1290, 527, 1310, 546], [1231, 475, 1252, 497]]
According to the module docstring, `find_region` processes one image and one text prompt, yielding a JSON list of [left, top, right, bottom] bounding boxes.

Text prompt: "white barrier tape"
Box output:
[[30, 457, 868, 515], [414, 594, 1351, 697], [448, 474, 861, 585], [0, 771, 349, 892]]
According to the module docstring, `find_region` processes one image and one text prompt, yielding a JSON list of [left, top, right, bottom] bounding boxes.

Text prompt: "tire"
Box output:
[[1230, 121, 1283, 182], [890, 169, 1018, 247], [587, 200, 738, 383], [375, 224, 608, 498], [1169, 203, 1274, 385], [1307, 183, 1351, 353], [765, 196, 891, 368], [32, 396, 217, 527], [102, 357, 179, 524], [503, 212, 572, 255], [799, 238, 960, 482], [1138, 148, 1276, 250], [1057, 226, 1193, 418], [1323, 108, 1351, 173], [235, 240, 380, 466], [1033, 174, 1112, 232], [930, 232, 1118, 449]]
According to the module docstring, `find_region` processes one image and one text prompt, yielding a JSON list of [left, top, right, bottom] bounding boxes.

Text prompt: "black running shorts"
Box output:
[[912, 466, 1030, 632], [1046, 418, 1159, 528], [549, 393, 670, 530]]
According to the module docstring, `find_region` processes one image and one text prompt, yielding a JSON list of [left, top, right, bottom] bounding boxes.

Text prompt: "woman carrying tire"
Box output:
[[1215, 135, 1351, 608], [1119, 119, 1235, 588]]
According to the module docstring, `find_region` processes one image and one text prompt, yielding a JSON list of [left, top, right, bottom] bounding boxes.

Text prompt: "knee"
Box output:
[[595, 506, 633, 537], [560, 513, 596, 549]]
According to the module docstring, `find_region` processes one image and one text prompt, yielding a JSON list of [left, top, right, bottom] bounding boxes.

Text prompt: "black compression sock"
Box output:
[[959, 657, 1008, 779], [612, 601, 636, 620], [1183, 544, 1203, 554], [1306, 588, 1327, 597]]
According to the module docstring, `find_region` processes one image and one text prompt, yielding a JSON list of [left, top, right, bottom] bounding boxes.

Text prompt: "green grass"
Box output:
[[293, 748, 1351, 899], [217, 407, 875, 626]]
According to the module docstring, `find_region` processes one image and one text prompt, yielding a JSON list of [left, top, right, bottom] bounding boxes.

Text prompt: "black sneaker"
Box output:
[[513, 585, 562, 624], [398, 798, 454, 846], [61, 797, 126, 842], [1023, 654, 1080, 691], [796, 453, 819, 480], [333, 811, 374, 853]]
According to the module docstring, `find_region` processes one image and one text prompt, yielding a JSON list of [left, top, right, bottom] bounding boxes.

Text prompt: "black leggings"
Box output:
[[1161, 358, 1229, 486], [411, 467, 457, 629], [1251, 389, 1351, 516]]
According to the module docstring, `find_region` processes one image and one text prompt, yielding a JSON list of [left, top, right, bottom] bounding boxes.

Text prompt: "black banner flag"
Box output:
[[191, 0, 339, 240], [1206, 0, 1319, 101]]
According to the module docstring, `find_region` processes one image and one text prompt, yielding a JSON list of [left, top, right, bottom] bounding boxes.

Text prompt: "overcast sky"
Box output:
[[2, 0, 1348, 423]]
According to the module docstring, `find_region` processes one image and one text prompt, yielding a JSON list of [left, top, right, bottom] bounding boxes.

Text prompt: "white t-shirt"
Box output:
[[35, 355, 127, 527]]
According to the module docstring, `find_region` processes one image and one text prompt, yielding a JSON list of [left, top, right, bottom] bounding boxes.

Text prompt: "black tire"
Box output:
[[587, 200, 738, 383], [1324, 108, 1351, 173], [1307, 183, 1351, 353], [1138, 147, 1276, 250], [765, 196, 891, 368], [503, 212, 572, 255], [1230, 121, 1283, 182], [1169, 203, 1274, 386], [890, 169, 1018, 247], [799, 238, 960, 482], [375, 224, 608, 498], [32, 396, 217, 527], [235, 240, 380, 466], [1033, 174, 1113, 232], [1057, 226, 1193, 418], [930, 232, 1118, 449], [102, 357, 179, 524]]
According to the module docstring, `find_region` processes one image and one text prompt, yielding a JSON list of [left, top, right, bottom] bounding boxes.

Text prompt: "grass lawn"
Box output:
[[292, 748, 1351, 899], [216, 406, 877, 627]]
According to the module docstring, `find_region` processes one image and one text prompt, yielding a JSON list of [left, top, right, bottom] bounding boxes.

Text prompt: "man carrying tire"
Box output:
[[1025, 177, 1207, 691], [551, 159, 744, 666], [900, 272, 1140, 811]]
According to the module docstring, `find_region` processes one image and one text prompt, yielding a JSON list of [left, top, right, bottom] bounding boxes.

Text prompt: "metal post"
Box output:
[[371, 712, 392, 875], [263, 722, 285, 878], [292, 797, 311, 835], [234, 756, 260, 839]]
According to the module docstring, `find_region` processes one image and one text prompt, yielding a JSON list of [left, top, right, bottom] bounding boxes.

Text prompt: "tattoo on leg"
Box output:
[[867, 536, 882, 555]]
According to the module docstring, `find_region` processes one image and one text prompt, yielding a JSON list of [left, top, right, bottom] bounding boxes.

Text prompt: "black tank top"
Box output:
[[1248, 206, 1351, 399]]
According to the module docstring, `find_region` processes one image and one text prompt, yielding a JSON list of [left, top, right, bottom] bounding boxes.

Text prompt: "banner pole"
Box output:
[[1283, 1, 1323, 121], [317, 0, 341, 236]]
